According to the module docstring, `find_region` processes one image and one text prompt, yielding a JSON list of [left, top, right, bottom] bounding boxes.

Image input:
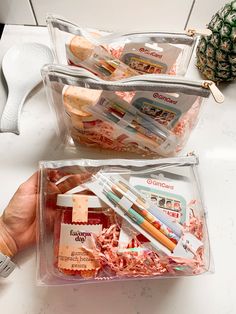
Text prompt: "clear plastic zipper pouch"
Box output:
[[37, 155, 213, 286], [47, 15, 200, 76], [41, 65, 224, 157]]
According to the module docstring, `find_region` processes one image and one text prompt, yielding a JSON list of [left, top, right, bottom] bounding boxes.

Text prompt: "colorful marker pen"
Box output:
[[104, 189, 176, 252]]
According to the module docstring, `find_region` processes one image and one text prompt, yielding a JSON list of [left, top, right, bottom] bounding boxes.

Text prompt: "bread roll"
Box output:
[[69, 36, 94, 61], [63, 86, 101, 117]]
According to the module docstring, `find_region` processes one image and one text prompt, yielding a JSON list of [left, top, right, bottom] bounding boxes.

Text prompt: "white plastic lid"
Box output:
[[57, 194, 106, 208]]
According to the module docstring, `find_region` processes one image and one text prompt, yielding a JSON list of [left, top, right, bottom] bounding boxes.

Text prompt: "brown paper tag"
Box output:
[[72, 195, 89, 223]]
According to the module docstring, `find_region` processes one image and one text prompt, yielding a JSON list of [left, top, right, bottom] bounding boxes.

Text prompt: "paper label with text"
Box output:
[[58, 223, 102, 271]]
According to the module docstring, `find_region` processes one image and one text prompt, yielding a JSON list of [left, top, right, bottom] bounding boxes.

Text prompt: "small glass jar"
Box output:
[[54, 194, 114, 278]]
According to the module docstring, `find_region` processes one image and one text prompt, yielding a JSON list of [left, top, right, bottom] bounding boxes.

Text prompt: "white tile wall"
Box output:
[[186, 0, 229, 29], [31, 0, 194, 31], [0, 1, 231, 31], [0, 0, 36, 25]]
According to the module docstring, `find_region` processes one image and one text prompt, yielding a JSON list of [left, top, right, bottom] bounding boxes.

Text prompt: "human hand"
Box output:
[[0, 172, 39, 257], [0, 172, 60, 257]]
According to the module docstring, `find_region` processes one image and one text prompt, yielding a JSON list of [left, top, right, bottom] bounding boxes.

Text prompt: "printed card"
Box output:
[[129, 171, 193, 225], [121, 42, 182, 74], [131, 91, 198, 129]]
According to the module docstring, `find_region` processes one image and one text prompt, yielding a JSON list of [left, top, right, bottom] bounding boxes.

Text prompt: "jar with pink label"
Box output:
[[54, 194, 115, 279]]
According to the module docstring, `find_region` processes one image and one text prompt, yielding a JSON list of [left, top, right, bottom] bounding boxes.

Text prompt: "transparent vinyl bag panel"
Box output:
[[37, 157, 211, 285], [47, 16, 197, 76], [43, 70, 206, 157]]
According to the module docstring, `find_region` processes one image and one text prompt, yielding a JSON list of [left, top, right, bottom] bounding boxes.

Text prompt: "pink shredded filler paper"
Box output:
[[82, 214, 205, 279]]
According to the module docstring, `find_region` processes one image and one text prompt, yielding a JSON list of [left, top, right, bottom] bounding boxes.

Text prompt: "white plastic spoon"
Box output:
[[0, 42, 53, 135]]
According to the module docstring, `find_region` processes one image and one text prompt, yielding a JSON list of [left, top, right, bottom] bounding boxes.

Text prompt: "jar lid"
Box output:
[[57, 194, 106, 208]]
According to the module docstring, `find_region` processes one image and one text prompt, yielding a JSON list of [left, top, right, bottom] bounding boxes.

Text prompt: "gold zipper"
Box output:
[[187, 28, 212, 36], [202, 81, 225, 103]]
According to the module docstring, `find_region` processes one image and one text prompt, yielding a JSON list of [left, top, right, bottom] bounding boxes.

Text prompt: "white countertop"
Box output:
[[0, 25, 236, 314]]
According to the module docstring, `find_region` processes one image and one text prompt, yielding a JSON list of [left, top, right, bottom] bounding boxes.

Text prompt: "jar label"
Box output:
[[58, 223, 102, 271]]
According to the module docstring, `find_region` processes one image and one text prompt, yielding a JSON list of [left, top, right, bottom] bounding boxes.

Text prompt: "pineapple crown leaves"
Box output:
[[196, 0, 236, 82]]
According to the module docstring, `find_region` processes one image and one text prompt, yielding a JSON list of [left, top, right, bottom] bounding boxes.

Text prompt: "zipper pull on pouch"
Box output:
[[46, 15, 197, 76], [202, 81, 225, 103], [41, 65, 219, 157], [186, 28, 212, 37]]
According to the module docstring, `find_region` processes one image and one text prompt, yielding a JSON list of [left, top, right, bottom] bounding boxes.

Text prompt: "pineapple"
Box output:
[[196, 0, 236, 82]]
